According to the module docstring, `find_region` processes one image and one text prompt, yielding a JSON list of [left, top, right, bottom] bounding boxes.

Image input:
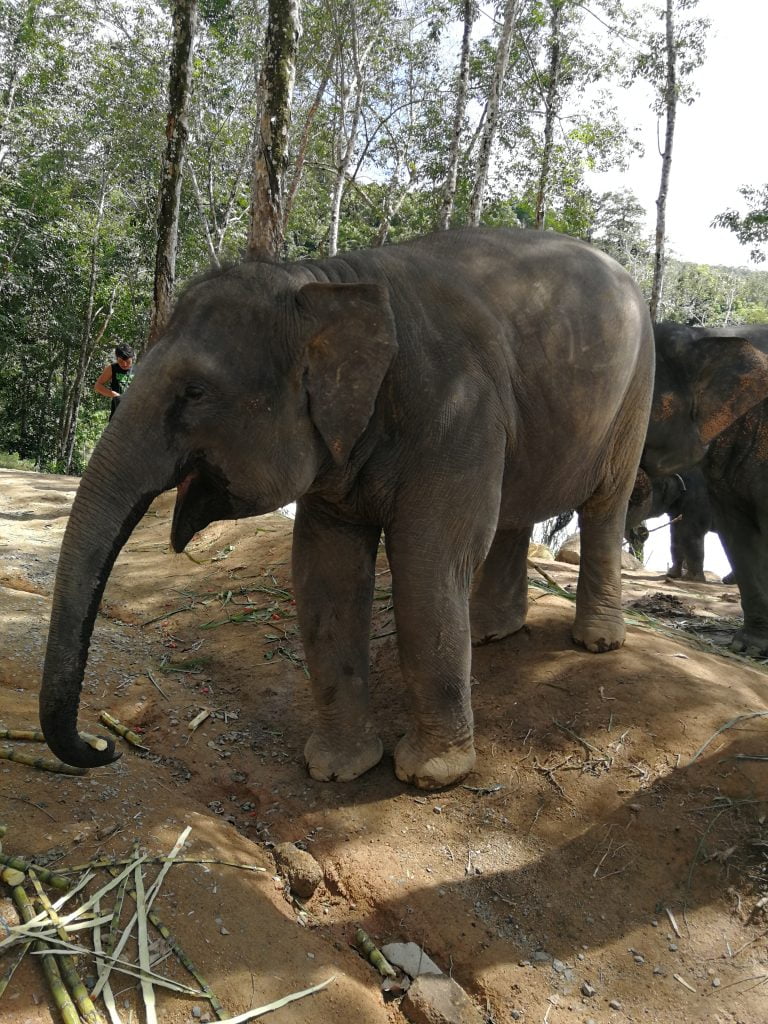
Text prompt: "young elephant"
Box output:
[[39, 228, 654, 789], [626, 468, 720, 582]]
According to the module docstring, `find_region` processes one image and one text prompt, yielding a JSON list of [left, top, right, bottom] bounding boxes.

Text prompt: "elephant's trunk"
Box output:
[[40, 426, 171, 767]]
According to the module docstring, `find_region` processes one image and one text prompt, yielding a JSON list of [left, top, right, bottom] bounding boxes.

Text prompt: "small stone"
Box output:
[[581, 982, 596, 997], [191, 1007, 202, 1019], [532, 950, 552, 963], [219, 926, 229, 936], [433, 806, 442, 814], [577, 953, 585, 961], [668, 943, 678, 952], [634, 954, 645, 964], [401, 972, 484, 1024], [712, 977, 721, 988], [609, 999, 622, 1010], [653, 966, 666, 976], [511, 1012, 522, 1021]]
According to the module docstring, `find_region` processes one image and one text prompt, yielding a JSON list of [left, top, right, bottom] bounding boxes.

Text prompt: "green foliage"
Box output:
[[713, 184, 768, 265], [0, 0, 764, 476], [0, 451, 36, 471]]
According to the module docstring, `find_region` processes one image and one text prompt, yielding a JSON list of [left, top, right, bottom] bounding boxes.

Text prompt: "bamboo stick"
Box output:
[[11, 884, 81, 1024], [0, 728, 107, 750], [29, 870, 106, 1024], [103, 864, 226, 1019], [0, 747, 87, 775], [354, 927, 396, 977], [0, 852, 71, 891], [98, 712, 148, 750]]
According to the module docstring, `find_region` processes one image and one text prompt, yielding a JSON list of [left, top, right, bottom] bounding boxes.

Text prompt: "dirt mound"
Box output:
[[1, 468, 766, 1024]]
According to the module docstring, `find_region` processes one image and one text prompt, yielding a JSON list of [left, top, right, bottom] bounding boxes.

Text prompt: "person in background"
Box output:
[[94, 343, 135, 420]]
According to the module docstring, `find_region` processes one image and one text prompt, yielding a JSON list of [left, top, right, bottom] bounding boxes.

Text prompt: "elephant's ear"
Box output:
[[693, 336, 768, 444], [296, 281, 398, 465]]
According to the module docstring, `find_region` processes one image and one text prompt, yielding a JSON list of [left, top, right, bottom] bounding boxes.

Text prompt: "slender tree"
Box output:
[[147, 0, 198, 345], [632, 0, 707, 321], [437, 0, 474, 230], [249, 0, 302, 259], [468, 0, 520, 226], [534, 0, 563, 229]]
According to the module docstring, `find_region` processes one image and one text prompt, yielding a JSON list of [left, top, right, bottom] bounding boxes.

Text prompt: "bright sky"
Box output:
[[589, 0, 768, 268]]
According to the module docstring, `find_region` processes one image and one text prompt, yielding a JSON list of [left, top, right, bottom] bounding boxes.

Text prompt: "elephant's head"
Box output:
[[641, 322, 768, 477], [40, 264, 397, 767]]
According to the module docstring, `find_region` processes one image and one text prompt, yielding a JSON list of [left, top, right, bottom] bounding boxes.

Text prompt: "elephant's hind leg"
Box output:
[[470, 526, 531, 645]]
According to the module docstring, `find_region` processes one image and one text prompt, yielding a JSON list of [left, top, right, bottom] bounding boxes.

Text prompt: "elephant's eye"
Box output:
[[184, 383, 205, 400]]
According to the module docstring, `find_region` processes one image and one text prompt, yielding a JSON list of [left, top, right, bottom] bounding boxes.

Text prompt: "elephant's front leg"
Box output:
[[572, 491, 627, 652], [387, 520, 493, 790], [293, 503, 383, 782]]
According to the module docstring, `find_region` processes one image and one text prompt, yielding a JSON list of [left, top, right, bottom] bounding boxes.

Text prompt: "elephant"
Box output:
[[39, 227, 654, 789], [625, 467, 725, 582], [640, 322, 768, 653]]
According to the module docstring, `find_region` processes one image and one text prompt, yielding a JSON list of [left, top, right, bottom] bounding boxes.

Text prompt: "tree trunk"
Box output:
[[147, 0, 198, 345], [650, 0, 676, 322], [437, 0, 474, 231], [534, 1, 563, 230], [468, 0, 520, 226], [248, 0, 302, 260], [58, 172, 111, 471]]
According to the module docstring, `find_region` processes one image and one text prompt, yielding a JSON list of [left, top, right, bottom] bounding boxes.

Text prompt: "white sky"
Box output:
[[588, 0, 768, 267]]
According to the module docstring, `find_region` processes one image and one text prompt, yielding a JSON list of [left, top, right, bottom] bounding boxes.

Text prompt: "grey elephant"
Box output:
[[39, 228, 654, 789], [641, 322, 768, 653], [625, 467, 727, 582]]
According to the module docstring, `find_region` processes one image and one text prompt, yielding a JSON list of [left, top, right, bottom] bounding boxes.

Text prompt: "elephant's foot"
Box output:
[[394, 731, 476, 790], [666, 565, 682, 579], [470, 600, 527, 646], [304, 728, 383, 782], [572, 611, 625, 653], [682, 571, 706, 583], [730, 627, 768, 659], [721, 571, 737, 585]]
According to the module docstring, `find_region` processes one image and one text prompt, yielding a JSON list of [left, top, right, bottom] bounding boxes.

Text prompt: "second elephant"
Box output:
[[642, 322, 768, 653], [627, 467, 731, 582]]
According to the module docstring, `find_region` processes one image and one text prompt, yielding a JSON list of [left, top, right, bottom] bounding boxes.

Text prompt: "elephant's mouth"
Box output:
[[171, 463, 235, 552]]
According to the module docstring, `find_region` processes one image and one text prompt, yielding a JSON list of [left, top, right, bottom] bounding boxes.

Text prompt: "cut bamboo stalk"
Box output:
[[30, 869, 106, 1024], [11, 884, 81, 1024], [0, 747, 87, 775]]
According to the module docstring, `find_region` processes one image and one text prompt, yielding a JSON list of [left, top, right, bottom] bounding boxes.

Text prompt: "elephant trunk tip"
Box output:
[[40, 716, 121, 769]]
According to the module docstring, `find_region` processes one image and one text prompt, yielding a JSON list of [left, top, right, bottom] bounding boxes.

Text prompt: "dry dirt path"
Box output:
[[0, 467, 766, 1024]]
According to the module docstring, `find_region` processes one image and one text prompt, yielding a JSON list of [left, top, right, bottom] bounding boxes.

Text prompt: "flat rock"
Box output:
[[381, 942, 442, 978], [401, 973, 483, 1024]]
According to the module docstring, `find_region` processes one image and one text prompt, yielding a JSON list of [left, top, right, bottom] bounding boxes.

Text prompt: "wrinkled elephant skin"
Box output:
[[40, 228, 654, 788], [642, 323, 768, 655]]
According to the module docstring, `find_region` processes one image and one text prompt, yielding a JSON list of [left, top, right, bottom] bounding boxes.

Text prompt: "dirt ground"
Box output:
[[0, 466, 766, 1024]]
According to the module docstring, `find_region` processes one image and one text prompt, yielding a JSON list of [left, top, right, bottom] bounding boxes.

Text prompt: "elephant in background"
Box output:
[[626, 467, 733, 583], [38, 228, 655, 789], [641, 322, 768, 653]]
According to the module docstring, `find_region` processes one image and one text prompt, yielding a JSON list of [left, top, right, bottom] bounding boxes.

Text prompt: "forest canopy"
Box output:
[[1, 0, 766, 473]]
